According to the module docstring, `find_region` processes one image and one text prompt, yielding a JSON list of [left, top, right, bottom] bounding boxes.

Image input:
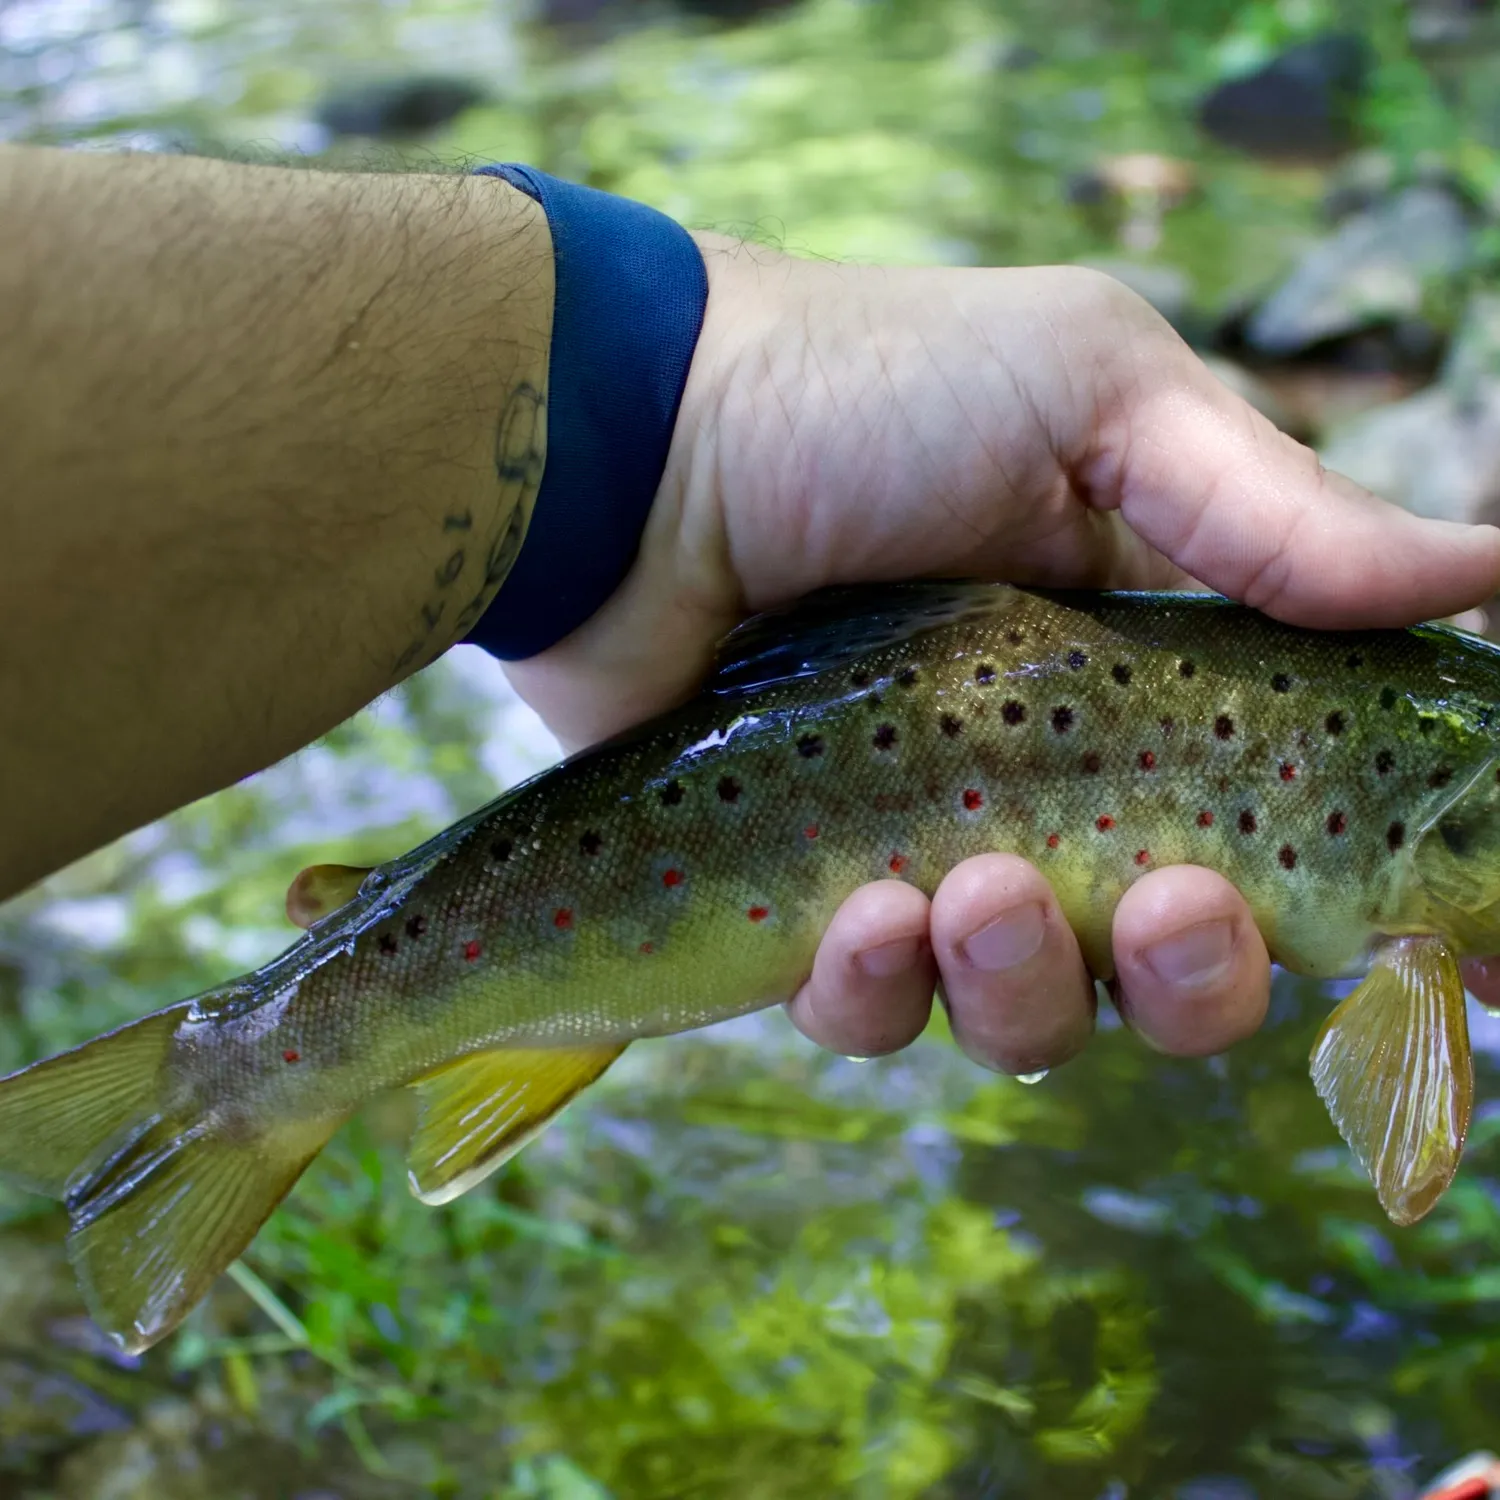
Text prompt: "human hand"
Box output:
[[505, 244, 1500, 1073]]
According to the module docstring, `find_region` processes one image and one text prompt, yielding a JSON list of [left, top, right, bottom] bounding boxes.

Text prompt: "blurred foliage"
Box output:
[[6, 0, 1500, 1496]]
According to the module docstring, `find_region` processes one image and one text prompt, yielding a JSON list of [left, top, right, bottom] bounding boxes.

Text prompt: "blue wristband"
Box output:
[[464, 164, 709, 661]]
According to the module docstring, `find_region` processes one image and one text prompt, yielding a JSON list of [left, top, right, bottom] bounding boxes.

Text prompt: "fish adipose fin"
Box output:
[[0, 1006, 348, 1354], [1310, 936, 1473, 1226], [285, 862, 374, 929], [407, 1044, 625, 1206]]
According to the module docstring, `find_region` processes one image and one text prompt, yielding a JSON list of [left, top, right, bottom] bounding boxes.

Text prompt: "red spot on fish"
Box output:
[[747, 905, 770, 923], [1197, 810, 1214, 828], [1046, 833, 1060, 849], [553, 908, 573, 930], [639, 941, 654, 954], [1138, 750, 1156, 771], [662, 868, 683, 888], [283, 1049, 301, 1064], [1279, 762, 1297, 782], [1134, 849, 1151, 866], [1096, 815, 1115, 832], [804, 824, 820, 840], [463, 940, 482, 962], [888, 853, 908, 874], [963, 789, 984, 811], [1327, 810, 1347, 836]]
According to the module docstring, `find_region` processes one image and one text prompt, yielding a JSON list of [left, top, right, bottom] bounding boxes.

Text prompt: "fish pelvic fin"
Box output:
[[1310, 936, 1473, 1226], [406, 1043, 626, 1206], [0, 1007, 347, 1354]]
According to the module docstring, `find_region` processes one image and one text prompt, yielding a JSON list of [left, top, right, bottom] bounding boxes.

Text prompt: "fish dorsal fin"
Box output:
[[1310, 936, 1473, 1225], [285, 864, 374, 929], [711, 582, 1011, 695], [406, 1044, 625, 1206]]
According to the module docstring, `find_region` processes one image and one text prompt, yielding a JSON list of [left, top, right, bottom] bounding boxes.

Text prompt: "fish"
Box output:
[[3, 582, 1500, 1353]]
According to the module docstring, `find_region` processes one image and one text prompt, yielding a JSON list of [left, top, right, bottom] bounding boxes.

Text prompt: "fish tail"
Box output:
[[0, 1006, 346, 1353]]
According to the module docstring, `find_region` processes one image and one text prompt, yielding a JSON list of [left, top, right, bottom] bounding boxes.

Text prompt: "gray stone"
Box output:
[[1245, 184, 1473, 358]]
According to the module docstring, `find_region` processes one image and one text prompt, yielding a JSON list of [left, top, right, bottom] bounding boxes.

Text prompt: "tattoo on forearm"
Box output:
[[391, 380, 547, 674]]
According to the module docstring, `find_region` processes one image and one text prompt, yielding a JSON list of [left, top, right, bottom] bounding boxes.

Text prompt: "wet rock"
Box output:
[[1198, 33, 1371, 162], [1319, 294, 1500, 527], [1242, 183, 1473, 360], [315, 77, 488, 140]]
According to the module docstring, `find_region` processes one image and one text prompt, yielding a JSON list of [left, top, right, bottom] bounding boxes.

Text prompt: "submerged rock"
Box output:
[[1197, 33, 1371, 161], [1243, 183, 1473, 359]]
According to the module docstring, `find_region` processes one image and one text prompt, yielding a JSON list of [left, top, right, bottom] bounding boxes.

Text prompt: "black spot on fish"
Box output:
[[867, 693, 884, 709], [851, 669, 870, 688], [873, 724, 898, 750], [491, 838, 513, 863], [1271, 673, 1292, 693], [1327, 810, 1347, 836], [1419, 716, 1437, 735], [1326, 711, 1346, 737], [406, 914, 428, 939], [1388, 820, 1406, 852], [1007, 629, 1025, 645], [1380, 687, 1398, 711], [1278, 844, 1297, 870], [579, 830, 603, 856], [1179, 660, 1196, 679], [1215, 715, 1234, 740], [1238, 809, 1257, 835], [976, 663, 996, 685], [1082, 751, 1102, 774], [1440, 820, 1469, 856], [1112, 663, 1132, 685], [1346, 652, 1364, 670], [1051, 706, 1075, 734], [1375, 750, 1395, 776], [660, 780, 685, 807], [717, 776, 742, 802], [897, 666, 918, 687], [1429, 766, 1454, 789], [1001, 700, 1026, 726], [1068, 650, 1088, 670], [796, 733, 825, 758], [940, 714, 963, 739], [379, 932, 399, 956]]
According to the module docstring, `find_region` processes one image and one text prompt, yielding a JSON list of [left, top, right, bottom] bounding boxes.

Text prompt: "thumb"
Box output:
[[1077, 336, 1500, 629]]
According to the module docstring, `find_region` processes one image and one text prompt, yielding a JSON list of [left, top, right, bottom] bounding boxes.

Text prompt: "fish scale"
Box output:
[[5, 582, 1500, 1353]]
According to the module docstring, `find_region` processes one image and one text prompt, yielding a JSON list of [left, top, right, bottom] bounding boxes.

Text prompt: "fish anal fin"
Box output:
[[406, 1044, 625, 1206], [285, 864, 374, 929], [1310, 936, 1473, 1226]]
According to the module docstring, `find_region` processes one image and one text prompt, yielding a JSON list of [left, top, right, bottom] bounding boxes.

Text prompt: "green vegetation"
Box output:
[[6, 0, 1500, 1494]]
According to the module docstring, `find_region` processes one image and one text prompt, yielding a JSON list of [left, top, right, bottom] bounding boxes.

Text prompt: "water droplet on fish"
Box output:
[[1016, 1069, 1048, 1086]]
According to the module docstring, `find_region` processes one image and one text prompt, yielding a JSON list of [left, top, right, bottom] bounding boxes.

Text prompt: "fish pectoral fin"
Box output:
[[406, 1043, 626, 1207], [284, 864, 374, 929], [1310, 936, 1474, 1226]]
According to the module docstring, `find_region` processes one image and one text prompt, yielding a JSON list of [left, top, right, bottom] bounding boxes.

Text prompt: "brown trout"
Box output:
[[3, 583, 1499, 1353]]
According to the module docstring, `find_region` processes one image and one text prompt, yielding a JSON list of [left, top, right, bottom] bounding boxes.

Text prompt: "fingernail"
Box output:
[[1141, 920, 1235, 989], [857, 936, 921, 978], [962, 904, 1046, 972]]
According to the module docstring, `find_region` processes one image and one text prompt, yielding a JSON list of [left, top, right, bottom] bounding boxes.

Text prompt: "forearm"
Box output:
[[0, 149, 552, 898]]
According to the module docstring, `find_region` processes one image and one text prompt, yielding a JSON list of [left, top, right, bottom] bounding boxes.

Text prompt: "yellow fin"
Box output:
[[1310, 936, 1473, 1226], [285, 864, 373, 929], [406, 1044, 625, 1206]]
